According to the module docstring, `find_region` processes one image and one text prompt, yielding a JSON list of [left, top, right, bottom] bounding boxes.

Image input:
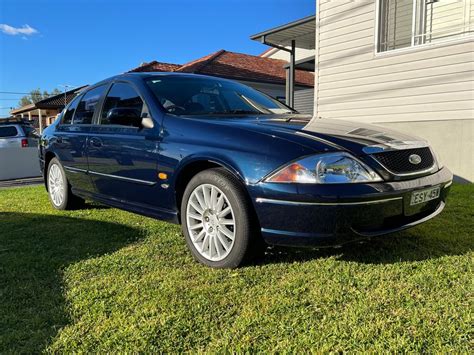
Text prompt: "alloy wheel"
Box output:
[[186, 183, 236, 261], [48, 163, 65, 207]]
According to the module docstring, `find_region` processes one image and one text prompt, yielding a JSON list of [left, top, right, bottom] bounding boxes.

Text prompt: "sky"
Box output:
[[0, 0, 314, 115]]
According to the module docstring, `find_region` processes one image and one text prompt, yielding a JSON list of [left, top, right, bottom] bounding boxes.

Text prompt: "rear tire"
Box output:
[[181, 168, 264, 268], [47, 158, 84, 210]]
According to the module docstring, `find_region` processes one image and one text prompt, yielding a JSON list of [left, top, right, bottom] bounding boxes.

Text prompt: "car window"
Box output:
[[73, 85, 107, 125], [62, 94, 81, 125], [101, 83, 144, 125], [0, 126, 18, 137], [22, 125, 39, 138]]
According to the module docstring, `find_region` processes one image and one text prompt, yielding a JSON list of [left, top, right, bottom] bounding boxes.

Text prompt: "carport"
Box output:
[[250, 15, 316, 108]]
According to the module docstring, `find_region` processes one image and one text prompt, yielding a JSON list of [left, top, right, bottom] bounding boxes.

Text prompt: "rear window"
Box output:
[[62, 94, 81, 125], [0, 126, 18, 137]]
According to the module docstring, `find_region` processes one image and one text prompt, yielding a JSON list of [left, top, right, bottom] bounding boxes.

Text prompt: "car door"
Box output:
[[86, 81, 162, 209], [54, 85, 108, 193]]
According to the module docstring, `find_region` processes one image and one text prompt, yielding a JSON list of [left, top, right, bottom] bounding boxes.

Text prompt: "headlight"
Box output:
[[265, 152, 383, 184]]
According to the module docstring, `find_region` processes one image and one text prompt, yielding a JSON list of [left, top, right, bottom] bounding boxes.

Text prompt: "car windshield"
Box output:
[[145, 75, 295, 116]]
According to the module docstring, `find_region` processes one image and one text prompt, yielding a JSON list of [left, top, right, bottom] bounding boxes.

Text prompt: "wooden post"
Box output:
[[38, 109, 43, 134]]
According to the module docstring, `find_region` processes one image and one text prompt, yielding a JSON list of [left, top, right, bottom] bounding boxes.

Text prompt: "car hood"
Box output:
[[233, 115, 427, 156]]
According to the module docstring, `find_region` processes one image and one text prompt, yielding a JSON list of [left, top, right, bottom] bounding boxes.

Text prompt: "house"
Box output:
[[129, 49, 315, 113], [251, 1, 474, 182], [10, 86, 87, 133]]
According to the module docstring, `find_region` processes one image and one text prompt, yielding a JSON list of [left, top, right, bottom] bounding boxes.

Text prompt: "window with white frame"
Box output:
[[377, 0, 474, 52]]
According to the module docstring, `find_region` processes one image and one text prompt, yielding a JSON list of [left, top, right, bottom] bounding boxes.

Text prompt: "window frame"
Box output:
[[98, 80, 149, 127], [71, 84, 109, 126], [375, 0, 474, 56]]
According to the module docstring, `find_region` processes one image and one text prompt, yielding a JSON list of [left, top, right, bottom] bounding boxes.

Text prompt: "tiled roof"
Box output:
[[175, 50, 226, 73], [128, 61, 182, 73], [176, 50, 314, 87], [36, 86, 88, 108], [129, 50, 314, 87]]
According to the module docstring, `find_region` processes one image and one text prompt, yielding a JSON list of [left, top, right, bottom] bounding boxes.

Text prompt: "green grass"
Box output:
[[0, 184, 472, 353]]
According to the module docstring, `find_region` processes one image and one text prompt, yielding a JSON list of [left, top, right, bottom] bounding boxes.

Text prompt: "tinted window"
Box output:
[[101, 83, 144, 125], [0, 126, 18, 137], [73, 85, 107, 125], [62, 94, 81, 124], [146, 76, 294, 116]]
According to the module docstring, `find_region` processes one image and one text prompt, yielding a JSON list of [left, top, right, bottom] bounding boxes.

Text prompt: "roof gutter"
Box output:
[[249, 15, 316, 43]]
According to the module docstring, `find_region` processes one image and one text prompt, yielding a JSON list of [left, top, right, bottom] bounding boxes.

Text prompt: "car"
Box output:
[[0, 118, 39, 149], [39, 73, 453, 268]]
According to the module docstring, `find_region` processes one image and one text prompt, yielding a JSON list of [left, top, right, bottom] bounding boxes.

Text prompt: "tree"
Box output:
[[18, 88, 62, 107]]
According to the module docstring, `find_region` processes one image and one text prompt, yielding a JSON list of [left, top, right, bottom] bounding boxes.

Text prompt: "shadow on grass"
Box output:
[[0, 212, 141, 353], [260, 223, 474, 266]]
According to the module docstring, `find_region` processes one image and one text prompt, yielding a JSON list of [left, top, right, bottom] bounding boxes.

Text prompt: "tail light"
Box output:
[[21, 138, 28, 148]]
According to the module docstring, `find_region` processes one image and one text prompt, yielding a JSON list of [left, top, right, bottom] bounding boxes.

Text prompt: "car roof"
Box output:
[[0, 119, 32, 126], [93, 72, 232, 86]]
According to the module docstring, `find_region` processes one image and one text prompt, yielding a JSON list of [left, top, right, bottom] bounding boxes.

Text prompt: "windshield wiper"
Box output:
[[226, 109, 263, 115], [202, 110, 263, 115], [286, 114, 308, 122]]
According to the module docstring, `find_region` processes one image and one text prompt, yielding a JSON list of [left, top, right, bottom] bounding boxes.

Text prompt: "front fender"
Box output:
[[174, 153, 246, 185]]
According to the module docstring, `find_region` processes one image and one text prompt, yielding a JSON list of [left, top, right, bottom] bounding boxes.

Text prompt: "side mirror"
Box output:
[[141, 116, 154, 129], [107, 108, 142, 127]]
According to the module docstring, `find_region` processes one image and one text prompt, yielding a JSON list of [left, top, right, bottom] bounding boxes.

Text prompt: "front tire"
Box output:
[[47, 158, 84, 210], [181, 168, 262, 268]]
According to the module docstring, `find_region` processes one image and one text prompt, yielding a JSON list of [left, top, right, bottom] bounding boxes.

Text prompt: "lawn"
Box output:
[[0, 184, 472, 353]]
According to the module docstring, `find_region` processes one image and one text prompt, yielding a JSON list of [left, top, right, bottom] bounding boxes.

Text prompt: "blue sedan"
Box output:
[[39, 73, 452, 268]]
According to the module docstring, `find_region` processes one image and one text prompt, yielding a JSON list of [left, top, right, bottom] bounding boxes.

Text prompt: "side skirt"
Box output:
[[72, 188, 180, 224]]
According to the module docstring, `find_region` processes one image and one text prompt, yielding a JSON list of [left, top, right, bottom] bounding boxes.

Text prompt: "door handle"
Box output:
[[56, 137, 63, 144], [89, 137, 102, 148]]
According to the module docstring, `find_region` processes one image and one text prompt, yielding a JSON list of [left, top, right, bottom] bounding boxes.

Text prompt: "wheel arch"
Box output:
[[43, 151, 57, 190], [173, 157, 247, 221]]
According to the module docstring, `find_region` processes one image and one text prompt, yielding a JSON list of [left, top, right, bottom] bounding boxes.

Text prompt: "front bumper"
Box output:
[[250, 167, 453, 247]]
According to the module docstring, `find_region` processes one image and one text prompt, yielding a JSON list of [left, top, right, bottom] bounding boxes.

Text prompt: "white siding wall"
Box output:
[[239, 80, 286, 99], [239, 80, 313, 111], [314, 0, 474, 181], [294, 88, 315, 114]]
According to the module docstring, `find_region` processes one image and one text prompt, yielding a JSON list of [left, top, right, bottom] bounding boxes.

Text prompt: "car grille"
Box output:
[[371, 147, 435, 175]]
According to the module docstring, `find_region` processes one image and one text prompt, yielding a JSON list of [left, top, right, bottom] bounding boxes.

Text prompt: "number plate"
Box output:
[[410, 186, 440, 206]]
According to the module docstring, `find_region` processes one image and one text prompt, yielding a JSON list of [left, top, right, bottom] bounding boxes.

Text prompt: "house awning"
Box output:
[[250, 15, 316, 50], [10, 85, 87, 115], [250, 15, 316, 108]]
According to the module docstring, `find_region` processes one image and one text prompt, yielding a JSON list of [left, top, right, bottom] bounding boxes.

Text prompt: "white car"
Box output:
[[0, 120, 39, 149]]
